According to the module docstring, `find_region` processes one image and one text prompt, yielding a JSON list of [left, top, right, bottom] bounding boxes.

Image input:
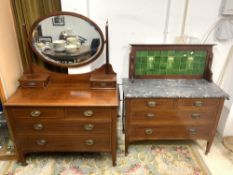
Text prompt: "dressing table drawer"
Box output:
[[128, 125, 211, 140], [91, 82, 116, 89], [18, 134, 111, 152], [14, 119, 111, 135], [177, 98, 220, 111], [129, 98, 174, 111], [9, 107, 64, 118], [129, 111, 216, 125], [66, 108, 111, 120]]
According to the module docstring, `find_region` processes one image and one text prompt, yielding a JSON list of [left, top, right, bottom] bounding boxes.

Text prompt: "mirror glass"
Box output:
[[30, 12, 104, 67]]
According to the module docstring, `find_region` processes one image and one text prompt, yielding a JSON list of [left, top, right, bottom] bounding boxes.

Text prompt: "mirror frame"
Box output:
[[29, 11, 105, 68]]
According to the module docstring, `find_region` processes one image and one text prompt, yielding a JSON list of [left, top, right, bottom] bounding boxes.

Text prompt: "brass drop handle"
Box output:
[[191, 113, 201, 119], [83, 110, 94, 117], [36, 139, 47, 146], [146, 113, 155, 118], [84, 124, 94, 131], [145, 128, 153, 135], [85, 139, 94, 146], [30, 110, 41, 117], [100, 82, 107, 87], [33, 123, 44, 130], [194, 101, 204, 107], [28, 81, 36, 86], [189, 128, 197, 135], [147, 101, 156, 107]]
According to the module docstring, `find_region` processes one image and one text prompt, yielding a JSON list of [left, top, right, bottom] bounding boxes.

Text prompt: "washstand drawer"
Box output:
[[129, 111, 216, 125], [66, 108, 111, 120], [8, 107, 64, 118], [177, 98, 220, 111], [128, 98, 174, 111], [18, 134, 111, 152], [14, 119, 111, 135], [128, 125, 211, 140]]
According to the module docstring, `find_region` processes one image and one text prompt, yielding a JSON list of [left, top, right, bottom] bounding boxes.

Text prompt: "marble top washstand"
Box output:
[[122, 79, 229, 99]]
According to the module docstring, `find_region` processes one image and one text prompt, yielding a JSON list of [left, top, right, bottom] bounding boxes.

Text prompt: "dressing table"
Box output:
[[4, 12, 119, 166], [123, 44, 229, 155]]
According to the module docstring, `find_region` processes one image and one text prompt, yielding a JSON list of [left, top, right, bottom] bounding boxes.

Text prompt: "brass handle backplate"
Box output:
[[146, 113, 155, 118], [83, 110, 94, 117], [85, 139, 94, 146], [28, 81, 36, 86], [33, 123, 44, 130], [100, 82, 107, 87], [84, 124, 94, 131], [145, 128, 153, 135], [147, 101, 156, 107], [194, 101, 204, 107], [36, 139, 47, 146], [30, 110, 41, 117], [189, 128, 197, 135], [191, 113, 201, 119]]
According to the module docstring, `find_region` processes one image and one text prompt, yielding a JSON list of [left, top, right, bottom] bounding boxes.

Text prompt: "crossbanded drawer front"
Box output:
[[18, 134, 111, 152], [129, 111, 216, 125], [129, 99, 174, 111], [66, 108, 111, 120], [8, 107, 64, 118], [128, 125, 211, 140], [177, 98, 220, 111], [14, 119, 111, 135]]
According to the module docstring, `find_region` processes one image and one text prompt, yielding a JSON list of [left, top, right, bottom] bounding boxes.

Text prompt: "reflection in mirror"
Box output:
[[31, 13, 104, 67]]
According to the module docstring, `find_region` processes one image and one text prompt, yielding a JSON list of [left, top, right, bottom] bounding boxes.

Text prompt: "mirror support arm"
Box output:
[[22, 24, 34, 74], [105, 20, 110, 74]]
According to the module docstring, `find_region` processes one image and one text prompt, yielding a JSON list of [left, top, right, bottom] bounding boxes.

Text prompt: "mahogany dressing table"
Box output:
[[4, 12, 119, 166]]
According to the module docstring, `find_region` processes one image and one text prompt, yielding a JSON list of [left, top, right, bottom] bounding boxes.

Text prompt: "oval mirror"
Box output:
[[29, 12, 104, 68]]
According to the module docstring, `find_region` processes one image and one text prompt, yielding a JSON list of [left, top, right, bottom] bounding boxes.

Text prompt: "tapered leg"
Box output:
[[205, 139, 213, 155], [18, 152, 27, 166], [125, 137, 129, 156], [112, 151, 116, 166], [122, 93, 125, 133]]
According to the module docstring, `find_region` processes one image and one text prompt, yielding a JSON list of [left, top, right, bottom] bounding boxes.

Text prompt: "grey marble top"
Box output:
[[122, 79, 229, 99]]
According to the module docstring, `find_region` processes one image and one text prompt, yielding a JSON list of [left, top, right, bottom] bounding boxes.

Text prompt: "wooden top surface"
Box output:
[[5, 83, 119, 107]]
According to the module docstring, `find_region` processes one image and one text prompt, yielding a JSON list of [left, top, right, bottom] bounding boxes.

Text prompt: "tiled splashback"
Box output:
[[135, 50, 207, 76]]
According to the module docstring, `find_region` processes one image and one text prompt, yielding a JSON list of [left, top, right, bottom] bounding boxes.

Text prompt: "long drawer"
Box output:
[[8, 107, 64, 118], [128, 125, 211, 140], [14, 119, 111, 135], [66, 107, 111, 119], [18, 134, 111, 152], [128, 98, 174, 111], [129, 111, 216, 125]]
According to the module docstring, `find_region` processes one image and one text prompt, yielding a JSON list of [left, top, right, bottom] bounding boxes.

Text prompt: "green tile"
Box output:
[[179, 69, 186, 75], [186, 70, 193, 75], [180, 63, 186, 69], [161, 51, 168, 56], [168, 50, 175, 56], [141, 51, 148, 57], [148, 51, 154, 56], [172, 63, 180, 69], [136, 51, 141, 57], [146, 70, 155, 75], [160, 70, 166, 75], [154, 63, 160, 69], [160, 63, 167, 69], [154, 51, 161, 56], [181, 57, 187, 62], [160, 57, 168, 63]]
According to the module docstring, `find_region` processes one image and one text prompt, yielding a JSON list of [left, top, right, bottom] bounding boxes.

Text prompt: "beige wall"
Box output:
[[0, 0, 23, 98]]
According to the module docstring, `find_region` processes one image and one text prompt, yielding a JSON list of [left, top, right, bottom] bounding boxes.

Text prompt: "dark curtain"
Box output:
[[11, 0, 68, 73]]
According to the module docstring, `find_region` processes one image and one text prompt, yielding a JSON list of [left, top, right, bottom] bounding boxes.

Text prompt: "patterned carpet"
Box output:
[[0, 129, 210, 175]]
